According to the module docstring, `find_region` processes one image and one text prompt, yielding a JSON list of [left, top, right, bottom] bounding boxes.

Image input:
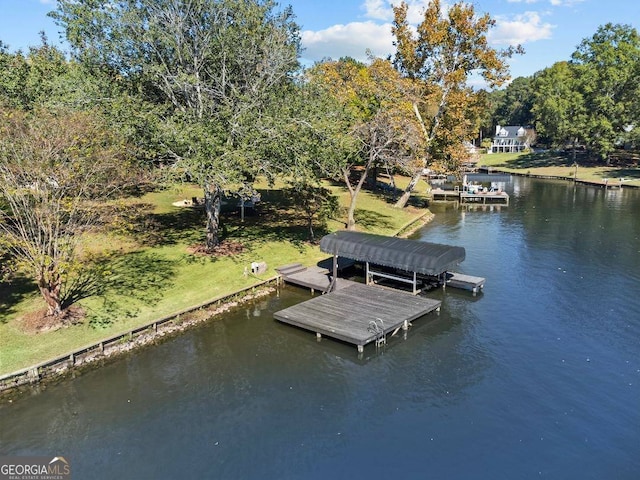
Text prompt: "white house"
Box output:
[[490, 125, 531, 153]]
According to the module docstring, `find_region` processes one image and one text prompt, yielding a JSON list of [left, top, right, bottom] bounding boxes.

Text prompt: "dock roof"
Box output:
[[319, 231, 465, 276]]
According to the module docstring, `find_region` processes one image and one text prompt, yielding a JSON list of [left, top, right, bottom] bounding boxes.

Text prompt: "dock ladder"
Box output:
[[368, 319, 386, 348]]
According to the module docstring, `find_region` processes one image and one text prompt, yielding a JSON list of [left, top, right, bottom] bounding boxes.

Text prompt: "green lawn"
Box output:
[[480, 151, 640, 187], [0, 179, 429, 375]]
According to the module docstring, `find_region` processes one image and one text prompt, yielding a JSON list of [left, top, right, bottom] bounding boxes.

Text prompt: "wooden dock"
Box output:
[[274, 283, 442, 352], [276, 263, 355, 293], [460, 192, 509, 205], [431, 188, 463, 201], [431, 188, 509, 205]]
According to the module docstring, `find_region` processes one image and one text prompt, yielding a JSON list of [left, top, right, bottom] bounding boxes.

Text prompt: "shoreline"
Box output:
[[0, 206, 435, 400], [480, 166, 640, 189], [0, 280, 279, 400]]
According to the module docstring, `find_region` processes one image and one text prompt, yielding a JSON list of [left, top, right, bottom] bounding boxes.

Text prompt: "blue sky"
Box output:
[[1, 0, 638, 87]]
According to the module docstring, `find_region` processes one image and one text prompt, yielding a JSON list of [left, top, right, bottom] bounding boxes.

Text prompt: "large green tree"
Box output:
[[570, 23, 640, 162], [491, 76, 534, 128], [531, 62, 586, 157], [391, 0, 520, 207], [52, 0, 301, 250], [0, 37, 68, 110]]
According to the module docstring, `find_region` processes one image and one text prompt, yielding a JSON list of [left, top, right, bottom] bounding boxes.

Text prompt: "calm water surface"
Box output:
[[1, 177, 639, 479]]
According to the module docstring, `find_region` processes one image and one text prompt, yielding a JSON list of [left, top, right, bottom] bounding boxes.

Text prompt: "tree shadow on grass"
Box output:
[[227, 188, 401, 247], [61, 251, 177, 328], [0, 275, 37, 323], [222, 189, 323, 251], [600, 168, 640, 180], [110, 202, 205, 248], [493, 152, 576, 168], [353, 208, 395, 231], [491, 151, 623, 169]]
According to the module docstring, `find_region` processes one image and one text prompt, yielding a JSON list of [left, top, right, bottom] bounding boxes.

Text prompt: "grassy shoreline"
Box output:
[[479, 152, 640, 188], [0, 178, 431, 376], [4, 152, 638, 376]]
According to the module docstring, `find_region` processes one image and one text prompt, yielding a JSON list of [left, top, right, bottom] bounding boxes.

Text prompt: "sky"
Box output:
[[1, 0, 638, 88]]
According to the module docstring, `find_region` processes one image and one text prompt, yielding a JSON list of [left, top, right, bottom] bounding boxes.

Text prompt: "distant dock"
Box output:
[[274, 283, 441, 352], [431, 188, 510, 205]]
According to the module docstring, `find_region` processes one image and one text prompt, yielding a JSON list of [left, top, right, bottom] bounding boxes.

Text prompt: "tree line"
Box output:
[[0, 0, 635, 318], [482, 23, 639, 162]]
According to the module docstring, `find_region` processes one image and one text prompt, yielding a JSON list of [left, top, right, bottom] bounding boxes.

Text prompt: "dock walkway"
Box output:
[[275, 263, 355, 293], [274, 283, 441, 352]]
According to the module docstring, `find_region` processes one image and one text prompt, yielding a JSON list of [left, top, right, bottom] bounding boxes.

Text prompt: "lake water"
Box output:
[[1, 177, 639, 479]]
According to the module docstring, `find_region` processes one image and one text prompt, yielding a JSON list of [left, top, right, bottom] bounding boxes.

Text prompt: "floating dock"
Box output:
[[274, 283, 441, 352], [445, 272, 485, 295]]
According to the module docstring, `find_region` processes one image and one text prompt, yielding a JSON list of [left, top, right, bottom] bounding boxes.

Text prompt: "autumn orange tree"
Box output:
[[310, 57, 424, 230], [0, 108, 132, 320], [392, 0, 521, 207]]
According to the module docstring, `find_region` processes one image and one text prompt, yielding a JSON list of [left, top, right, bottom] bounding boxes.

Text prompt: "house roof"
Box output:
[[319, 231, 465, 276], [494, 126, 526, 139]]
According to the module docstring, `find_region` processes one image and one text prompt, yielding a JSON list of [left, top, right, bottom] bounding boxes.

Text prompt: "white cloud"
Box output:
[[299, 0, 454, 65], [490, 11, 554, 46], [550, 0, 585, 5], [362, 0, 393, 21], [301, 21, 394, 63], [362, 0, 439, 24], [300, 1, 555, 65]]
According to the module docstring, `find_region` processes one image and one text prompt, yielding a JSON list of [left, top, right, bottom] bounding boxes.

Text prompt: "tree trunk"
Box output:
[[38, 275, 62, 317], [346, 191, 358, 231], [204, 184, 222, 250], [307, 216, 314, 242], [344, 163, 370, 231], [394, 170, 422, 209], [396, 94, 449, 210]]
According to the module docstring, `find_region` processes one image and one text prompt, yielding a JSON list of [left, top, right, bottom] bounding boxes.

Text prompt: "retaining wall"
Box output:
[[0, 276, 279, 394]]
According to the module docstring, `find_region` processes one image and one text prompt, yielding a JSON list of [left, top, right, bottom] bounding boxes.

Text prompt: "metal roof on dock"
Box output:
[[319, 231, 465, 276]]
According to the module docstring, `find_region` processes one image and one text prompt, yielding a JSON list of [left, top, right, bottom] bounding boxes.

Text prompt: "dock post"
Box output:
[[316, 332, 322, 341], [402, 319, 409, 330], [357, 345, 364, 353]]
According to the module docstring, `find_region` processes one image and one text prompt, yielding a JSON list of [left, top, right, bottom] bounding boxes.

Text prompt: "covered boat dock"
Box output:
[[274, 232, 484, 352], [319, 231, 470, 294]]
